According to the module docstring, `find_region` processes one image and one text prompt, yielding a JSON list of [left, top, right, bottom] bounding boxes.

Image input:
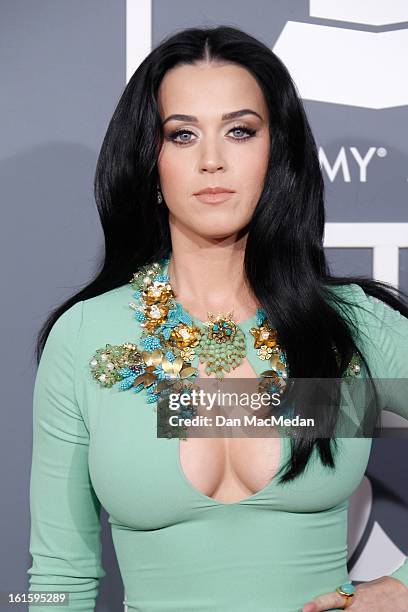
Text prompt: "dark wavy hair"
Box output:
[[35, 25, 408, 484]]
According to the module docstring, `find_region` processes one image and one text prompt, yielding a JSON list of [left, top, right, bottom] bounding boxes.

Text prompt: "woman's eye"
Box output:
[[170, 129, 195, 144], [167, 125, 256, 145], [229, 126, 256, 139]]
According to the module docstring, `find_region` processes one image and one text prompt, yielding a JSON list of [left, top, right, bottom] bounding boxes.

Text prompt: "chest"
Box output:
[[84, 326, 372, 529], [178, 356, 282, 503]]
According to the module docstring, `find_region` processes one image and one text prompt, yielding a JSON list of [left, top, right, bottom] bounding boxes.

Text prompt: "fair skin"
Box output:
[[156, 60, 269, 324], [156, 60, 408, 611]]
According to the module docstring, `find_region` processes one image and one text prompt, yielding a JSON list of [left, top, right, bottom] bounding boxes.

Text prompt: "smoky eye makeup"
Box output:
[[164, 124, 258, 146]]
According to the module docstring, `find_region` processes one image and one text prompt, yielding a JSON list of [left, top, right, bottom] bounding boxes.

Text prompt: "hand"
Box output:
[[301, 576, 408, 611]]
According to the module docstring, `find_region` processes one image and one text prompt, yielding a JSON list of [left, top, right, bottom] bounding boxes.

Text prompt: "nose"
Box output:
[[198, 137, 226, 173], [201, 162, 224, 173]]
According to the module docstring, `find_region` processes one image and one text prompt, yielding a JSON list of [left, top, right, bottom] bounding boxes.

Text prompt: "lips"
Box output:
[[194, 186, 235, 195], [194, 191, 235, 204]]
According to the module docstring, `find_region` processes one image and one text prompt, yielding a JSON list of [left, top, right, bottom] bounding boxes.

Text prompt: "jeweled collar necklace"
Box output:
[[89, 255, 362, 404], [89, 254, 290, 404]]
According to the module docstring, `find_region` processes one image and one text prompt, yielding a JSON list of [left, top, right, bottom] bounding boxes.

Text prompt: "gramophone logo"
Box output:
[[273, 0, 408, 108]]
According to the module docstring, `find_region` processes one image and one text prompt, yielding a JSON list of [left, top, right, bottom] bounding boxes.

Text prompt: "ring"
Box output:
[[335, 582, 355, 608]]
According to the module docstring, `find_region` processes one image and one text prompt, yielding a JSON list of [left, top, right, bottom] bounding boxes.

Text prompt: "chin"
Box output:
[[191, 223, 245, 239]]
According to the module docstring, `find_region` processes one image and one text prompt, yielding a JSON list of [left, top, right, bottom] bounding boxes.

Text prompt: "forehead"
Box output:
[[157, 62, 267, 118]]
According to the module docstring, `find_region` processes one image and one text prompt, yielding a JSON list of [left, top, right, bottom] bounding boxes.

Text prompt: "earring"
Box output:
[[157, 187, 163, 204]]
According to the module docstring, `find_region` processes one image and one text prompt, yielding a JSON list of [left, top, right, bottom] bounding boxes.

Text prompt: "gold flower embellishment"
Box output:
[[90, 343, 199, 404]]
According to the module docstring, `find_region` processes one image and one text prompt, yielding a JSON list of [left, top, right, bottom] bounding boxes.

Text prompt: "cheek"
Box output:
[[238, 161, 268, 203], [233, 140, 269, 185], [157, 151, 195, 216], [157, 146, 192, 193]]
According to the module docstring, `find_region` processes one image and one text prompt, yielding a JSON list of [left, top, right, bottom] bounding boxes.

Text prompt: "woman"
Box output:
[[27, 25, 408, 611]]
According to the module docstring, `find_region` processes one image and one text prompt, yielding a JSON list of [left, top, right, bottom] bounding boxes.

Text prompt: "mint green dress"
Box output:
[[27, 280, 408, 611]]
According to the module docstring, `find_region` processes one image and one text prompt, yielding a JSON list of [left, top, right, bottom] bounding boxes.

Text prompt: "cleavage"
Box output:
[[178, 355, 282, 504]]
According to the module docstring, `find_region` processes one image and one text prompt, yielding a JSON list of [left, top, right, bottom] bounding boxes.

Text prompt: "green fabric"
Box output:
[[27, 282, 408, 611]]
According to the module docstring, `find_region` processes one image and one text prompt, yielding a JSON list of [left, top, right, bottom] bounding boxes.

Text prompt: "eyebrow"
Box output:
[[162, 108, 263, 126]]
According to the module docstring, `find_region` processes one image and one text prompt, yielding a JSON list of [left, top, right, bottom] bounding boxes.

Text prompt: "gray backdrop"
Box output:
[[0, 1, 407, 610]]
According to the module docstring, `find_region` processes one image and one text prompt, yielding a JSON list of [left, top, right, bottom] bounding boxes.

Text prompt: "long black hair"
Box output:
[[35, 25, 408, 484]]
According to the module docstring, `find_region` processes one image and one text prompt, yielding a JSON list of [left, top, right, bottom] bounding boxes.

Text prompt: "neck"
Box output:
[[166, 244, 260, 322]]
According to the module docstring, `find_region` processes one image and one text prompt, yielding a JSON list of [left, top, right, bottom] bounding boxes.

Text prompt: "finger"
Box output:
[[302, 604, 317, 612], [302, 588, 350, 611]]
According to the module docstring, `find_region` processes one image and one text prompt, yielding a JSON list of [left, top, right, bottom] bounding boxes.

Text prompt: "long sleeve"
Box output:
[[352, 289, 408, 587], [27, 301, 106, 611]]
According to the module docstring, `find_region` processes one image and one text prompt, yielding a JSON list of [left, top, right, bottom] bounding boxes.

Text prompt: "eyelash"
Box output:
[[166, 124, 257, 146]]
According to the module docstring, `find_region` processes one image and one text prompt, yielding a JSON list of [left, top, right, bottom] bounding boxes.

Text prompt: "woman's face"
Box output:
[[156, 61, 270, 241]]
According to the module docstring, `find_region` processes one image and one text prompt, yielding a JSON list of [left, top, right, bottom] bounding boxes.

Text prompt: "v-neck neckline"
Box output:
[[175, 433, 289, 507]]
